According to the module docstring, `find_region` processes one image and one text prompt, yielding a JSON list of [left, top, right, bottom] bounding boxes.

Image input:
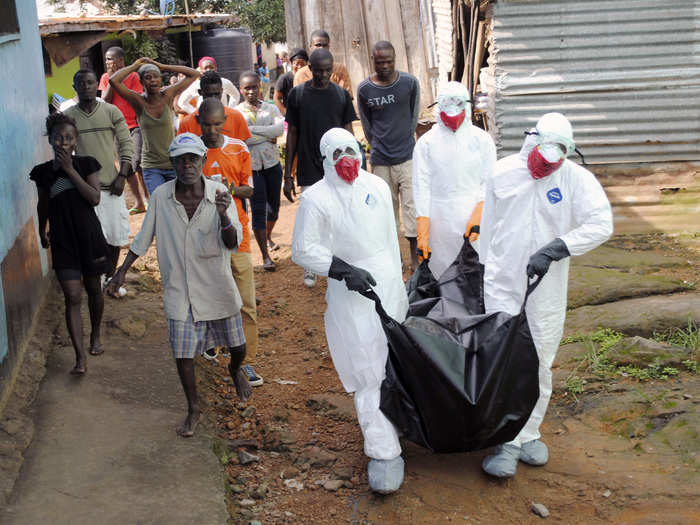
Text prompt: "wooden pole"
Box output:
[[184, 0, 194, 68]]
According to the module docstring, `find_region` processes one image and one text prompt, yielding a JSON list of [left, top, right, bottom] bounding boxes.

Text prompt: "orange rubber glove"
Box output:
[[465, 201, 484, 242], [416, 216, 431, 262]]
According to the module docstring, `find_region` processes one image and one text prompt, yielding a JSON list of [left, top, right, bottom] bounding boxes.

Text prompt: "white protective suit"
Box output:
[[412, 81, 496, 279], [480, 113, 613, 446], [292, 128, 409, 460]]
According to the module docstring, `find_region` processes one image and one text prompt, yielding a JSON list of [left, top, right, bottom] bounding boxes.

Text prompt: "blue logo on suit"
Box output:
[[547, 188, 563, 204]]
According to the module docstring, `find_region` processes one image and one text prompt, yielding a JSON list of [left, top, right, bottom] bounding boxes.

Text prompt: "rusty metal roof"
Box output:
[[39, 14, 239, 36]]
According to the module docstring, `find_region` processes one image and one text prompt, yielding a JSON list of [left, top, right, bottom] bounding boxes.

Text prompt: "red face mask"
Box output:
[[335, 156, 361, 184], [527, 146, 564, 179], [440, 111, 466, 132]]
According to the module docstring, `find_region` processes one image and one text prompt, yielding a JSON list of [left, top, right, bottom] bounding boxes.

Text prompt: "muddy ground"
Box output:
[[6, 191, 700, 524]]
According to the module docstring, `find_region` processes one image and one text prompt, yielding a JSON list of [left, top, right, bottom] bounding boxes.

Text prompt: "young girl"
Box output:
[[109, 57, 199, 195], [30, 113, 109, 374], [236, 71, 284, 272]]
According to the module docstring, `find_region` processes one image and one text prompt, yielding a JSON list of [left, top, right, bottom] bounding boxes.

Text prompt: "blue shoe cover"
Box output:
[[481, 444, 520, 478], [368, 456, 404, 494], [520, 439, 548, 466]]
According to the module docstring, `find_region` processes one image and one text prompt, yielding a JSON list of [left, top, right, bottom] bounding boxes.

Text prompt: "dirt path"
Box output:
[[198, 199, 699, 524], [3, 191, 698, 525]]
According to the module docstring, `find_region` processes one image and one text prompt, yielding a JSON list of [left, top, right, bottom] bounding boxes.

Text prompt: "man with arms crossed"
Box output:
[[358, 40, 420, 271]]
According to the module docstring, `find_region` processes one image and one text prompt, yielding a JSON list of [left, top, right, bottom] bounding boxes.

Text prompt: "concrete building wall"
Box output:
[[0, 0, 52, 412]]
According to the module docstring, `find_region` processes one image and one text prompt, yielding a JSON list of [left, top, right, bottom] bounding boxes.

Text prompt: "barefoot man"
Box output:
[[107, 133, 251, 437]]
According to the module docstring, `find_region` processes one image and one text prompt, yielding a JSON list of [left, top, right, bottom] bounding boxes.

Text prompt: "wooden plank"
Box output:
[[39, 14, 237, 36], [472, 20, 486, 93], [361, 0, 387, 47], [42, 31, 107, 67], [399, 0, 434, 106], [339, 0, 371, 96], [383, 0, 410, 73], [301, 0, 323, 45], [284, 0, 305, 51], [322, 0, 348, 68]]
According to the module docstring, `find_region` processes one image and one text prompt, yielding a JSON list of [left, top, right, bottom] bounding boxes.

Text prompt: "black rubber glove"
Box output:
[[328, 256, 377, 293], [526, 238, 570, 278]]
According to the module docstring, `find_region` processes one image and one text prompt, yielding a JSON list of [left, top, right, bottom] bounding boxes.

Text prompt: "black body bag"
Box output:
[[360, 240, 540, 453]]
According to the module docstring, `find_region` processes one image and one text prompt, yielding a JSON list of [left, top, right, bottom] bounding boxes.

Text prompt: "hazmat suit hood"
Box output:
[[320, 128, 363, 189], [436, 81, 472, 135], [519, 112, 576, 162]]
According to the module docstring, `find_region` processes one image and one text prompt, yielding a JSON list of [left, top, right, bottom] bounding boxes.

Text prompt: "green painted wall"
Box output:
[[45, 56, 80, 103]]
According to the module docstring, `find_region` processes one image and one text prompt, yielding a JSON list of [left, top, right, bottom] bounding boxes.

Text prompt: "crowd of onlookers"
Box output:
[[33, 28, 424, 436]]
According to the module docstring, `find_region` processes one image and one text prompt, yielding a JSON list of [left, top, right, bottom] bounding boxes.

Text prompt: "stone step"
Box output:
[[564, 292, 700, 338], [568, 266, 691, 309]]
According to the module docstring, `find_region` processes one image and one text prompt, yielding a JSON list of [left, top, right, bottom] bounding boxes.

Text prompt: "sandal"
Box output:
[[89, 343, 105, 356], [129, 207, 146, 215], [263, 259, 277, 272], [268, 239, 279, 251]]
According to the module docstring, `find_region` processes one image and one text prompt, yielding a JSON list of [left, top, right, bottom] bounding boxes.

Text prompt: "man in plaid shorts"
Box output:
[[108, 132, 251, 437]]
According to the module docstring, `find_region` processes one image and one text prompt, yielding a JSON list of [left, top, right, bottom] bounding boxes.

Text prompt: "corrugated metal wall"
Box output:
[[482, 0, 700, 164]]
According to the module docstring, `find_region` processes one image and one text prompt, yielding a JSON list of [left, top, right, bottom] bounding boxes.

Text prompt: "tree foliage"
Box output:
[[121, 31, 180, 67], [231, 0, 286, 45], [102, 0, 286, 44]]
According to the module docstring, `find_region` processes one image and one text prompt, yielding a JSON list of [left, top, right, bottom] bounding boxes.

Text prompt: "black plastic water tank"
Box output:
[[192, 27, 253, 86]]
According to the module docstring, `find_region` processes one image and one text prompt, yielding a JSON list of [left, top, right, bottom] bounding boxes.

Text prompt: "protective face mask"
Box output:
[[527, 145, 564, 179], [335, 155, 361, 184], [440, 110, 466, 132]]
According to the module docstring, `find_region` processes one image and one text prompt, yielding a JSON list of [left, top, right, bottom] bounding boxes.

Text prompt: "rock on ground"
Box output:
[[606, 336, 690, 367], [531, 502, 550, 518], [306, 393, 356, 422], [564, 292, 700, 337], [572, 245, 689, 270], [567, 266, 690, 309]]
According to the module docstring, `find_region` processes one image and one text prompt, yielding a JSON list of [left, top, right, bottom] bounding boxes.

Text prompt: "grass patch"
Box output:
[[682, 359, 698, 373], [618, 362, 680, 381], [565, 374, 584, 400], [560, 327, 699, 393], [653, 319, 699, 351]]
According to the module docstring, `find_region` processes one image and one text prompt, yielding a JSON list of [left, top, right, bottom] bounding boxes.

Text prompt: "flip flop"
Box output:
[[268, 240, 279, 251], [89, 343, 105, 356], [263, 260, 277, 272], [129, 207, 146, 215]]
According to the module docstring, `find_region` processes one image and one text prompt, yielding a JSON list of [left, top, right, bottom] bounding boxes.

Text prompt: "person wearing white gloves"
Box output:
[[480, 113, 613, 478], [412, 81, 496, 279], [292, 128, 409, 494]]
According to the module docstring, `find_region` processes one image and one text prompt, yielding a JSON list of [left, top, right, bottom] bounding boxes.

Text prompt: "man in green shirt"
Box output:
[[64, 69, 134, 281]]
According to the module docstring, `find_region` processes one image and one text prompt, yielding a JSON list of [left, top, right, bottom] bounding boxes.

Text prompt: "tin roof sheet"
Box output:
[[482, 0, 700, 163]]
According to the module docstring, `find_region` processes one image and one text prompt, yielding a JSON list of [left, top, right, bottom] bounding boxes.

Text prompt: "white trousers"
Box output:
[[507, 317, 564, 447], [353, 369, 401, 460]]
